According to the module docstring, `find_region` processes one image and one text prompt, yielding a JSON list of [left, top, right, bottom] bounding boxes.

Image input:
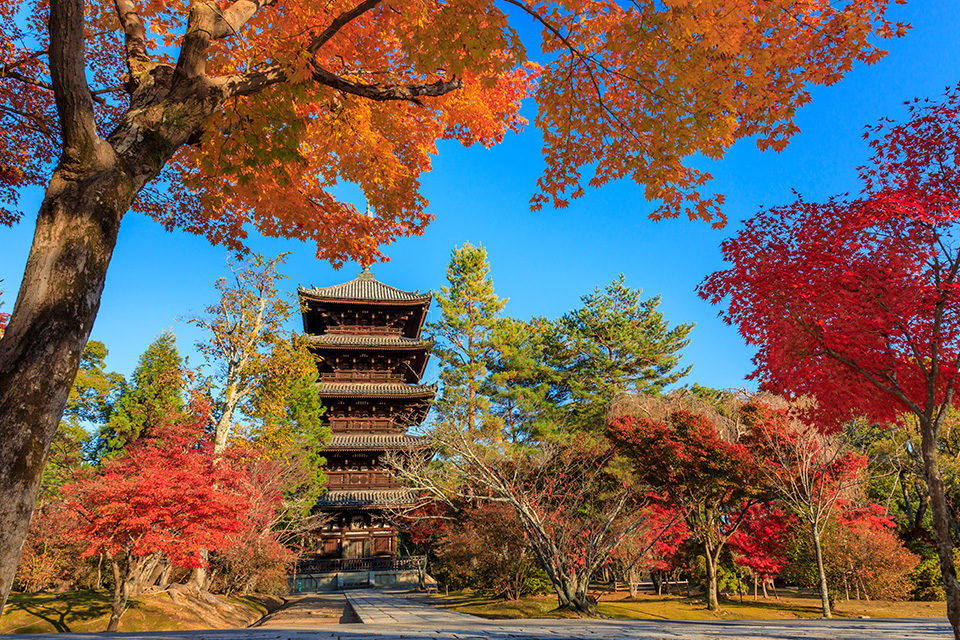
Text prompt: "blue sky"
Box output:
[[1, 0, 957, 389]]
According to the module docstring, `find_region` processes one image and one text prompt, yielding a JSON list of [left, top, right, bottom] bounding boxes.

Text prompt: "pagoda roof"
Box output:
[[316, 489, 417, 508], [317, 382, 437, 399], [304, 334, 428, 349], [299, 267, 431, 304], [326, 433, 432, 451]]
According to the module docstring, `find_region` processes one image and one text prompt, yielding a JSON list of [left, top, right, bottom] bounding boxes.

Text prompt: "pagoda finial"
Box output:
[[358, 264, 375, 280]]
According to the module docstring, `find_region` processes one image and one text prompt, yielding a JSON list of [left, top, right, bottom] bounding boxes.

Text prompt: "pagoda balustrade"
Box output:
[[320, 370, 403, 384], [326, 471, 399, 490], [328, 418, 400, 433], [325, 325, 402, 336]]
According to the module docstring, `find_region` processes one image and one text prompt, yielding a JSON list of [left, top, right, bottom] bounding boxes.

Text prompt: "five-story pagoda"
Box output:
[[299, 266, 434, 563]]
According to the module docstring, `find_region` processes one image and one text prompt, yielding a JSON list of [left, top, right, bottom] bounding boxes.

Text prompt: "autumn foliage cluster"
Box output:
[[395, 243, 928, 617]]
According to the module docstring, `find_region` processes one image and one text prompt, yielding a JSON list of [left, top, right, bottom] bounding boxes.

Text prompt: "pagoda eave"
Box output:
[[316, 382, 437, 400], [316, 489, 419, 509]]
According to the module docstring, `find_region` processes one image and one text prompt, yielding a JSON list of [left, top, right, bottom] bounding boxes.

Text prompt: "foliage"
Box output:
[[608, 394, 767, 610], [551, 276, 693, 427], [95, 333, 188, 458], [784, 507, 919, 602], [913, 556, 949, 601], [728, 503, 793, 582], [0, 0, 911, 611], [427, 243, 507, 434], [436, 503, 551, 600], [62, 341, 124, 429], [64, 402, 255, 629], [13, 505, 92, 593], [700, 83, 960, 633], [189, 252, 322, 455], [0, 0, 904, 244], [40, 341, 123, 500], [393, 429, 669, 614]]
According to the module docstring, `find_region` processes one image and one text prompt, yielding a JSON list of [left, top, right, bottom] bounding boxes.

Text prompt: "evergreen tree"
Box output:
[[428, 243, 507, 434], [551, 276, 694, 427], [484, 317, 564, 442], [42, 341, 124, 499], [95, 332, 186, 458]]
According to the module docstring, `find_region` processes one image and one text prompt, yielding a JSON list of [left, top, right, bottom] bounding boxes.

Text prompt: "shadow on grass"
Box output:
[[6, 591, 113, 632]]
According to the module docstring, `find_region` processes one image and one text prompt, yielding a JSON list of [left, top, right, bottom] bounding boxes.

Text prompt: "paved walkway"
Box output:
[[1, 589, 953, 639], [345, 590, 475, 625]]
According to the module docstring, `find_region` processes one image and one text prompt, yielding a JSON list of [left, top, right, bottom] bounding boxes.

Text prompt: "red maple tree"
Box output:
[[608, 407, 766, 611], [64, 404, 254, 631], [728, 503, 792, 599], [700, 84, 960, 637], [744, 401, 866, 617]]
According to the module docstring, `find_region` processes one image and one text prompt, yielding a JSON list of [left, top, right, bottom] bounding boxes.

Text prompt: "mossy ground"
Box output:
[[430, 589, 947, 620], [0, 590, 271, 634]]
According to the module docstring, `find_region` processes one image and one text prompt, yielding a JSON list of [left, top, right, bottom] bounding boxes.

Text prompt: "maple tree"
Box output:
[[745, 401, 866, 617], [392, 427, 673, 614], [699, 84, 960, 637], [436, 503, 550, 600], [63, 402, 255, 631], [728, 503, 792, 599], [608, 393, 767, 611], [0, 0, 904, 607]]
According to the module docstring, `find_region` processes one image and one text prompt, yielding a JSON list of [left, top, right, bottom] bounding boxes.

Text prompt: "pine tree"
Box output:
[[428, 243, 507, 434], [552, 276, 694, 427]]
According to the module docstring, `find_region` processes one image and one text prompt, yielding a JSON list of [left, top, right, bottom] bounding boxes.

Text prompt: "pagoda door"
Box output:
[[343, 538, 372, 558]]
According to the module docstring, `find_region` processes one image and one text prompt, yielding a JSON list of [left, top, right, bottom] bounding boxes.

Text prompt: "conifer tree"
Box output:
[[428, 243, 507, 433], [551, 276, 694, 428], [95, 332, 187, 458]]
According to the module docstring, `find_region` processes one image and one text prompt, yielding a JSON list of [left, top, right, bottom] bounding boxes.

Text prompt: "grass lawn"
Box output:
[[0, 590, 271, 634], [430, 589, 948, 621]]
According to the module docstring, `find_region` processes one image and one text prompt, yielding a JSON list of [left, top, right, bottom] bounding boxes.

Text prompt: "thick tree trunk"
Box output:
[[918, 415, 960, 640], [554, 576, 597, 615], [108, 558, 131, 632], [811, 525, 832, 618], [703, 545, 719, 611], [0, 154, 126, 611]]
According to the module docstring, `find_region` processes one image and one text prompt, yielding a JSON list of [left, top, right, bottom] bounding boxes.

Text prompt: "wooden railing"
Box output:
[[296, 555, 425, 574]]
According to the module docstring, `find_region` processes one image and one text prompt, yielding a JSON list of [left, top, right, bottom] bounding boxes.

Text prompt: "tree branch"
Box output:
[[307, 0, 384, 55], [113, 0, 150, 75], [221, 62, 462, 105], [49, 0, 99, 151]]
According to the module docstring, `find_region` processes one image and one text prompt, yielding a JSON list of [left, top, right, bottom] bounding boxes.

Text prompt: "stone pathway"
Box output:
[[345, 590, 475, 625], [1, 589, 953, 639]]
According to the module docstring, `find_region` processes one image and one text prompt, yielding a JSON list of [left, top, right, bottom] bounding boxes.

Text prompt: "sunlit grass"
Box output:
[[430, 589, 948, 620]]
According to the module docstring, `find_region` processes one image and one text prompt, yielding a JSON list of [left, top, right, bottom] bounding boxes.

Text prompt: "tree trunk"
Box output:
[[0, 153, 127, 611], [108, 557, 131, 632], [703, 545, 719, 611], [918, 414, 960, 640], [811, 524, 832, 618], [555, 576, 597, 615]]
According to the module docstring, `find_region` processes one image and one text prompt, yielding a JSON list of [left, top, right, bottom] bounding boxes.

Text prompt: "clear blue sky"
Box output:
[[1, 1, 957, 389]]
